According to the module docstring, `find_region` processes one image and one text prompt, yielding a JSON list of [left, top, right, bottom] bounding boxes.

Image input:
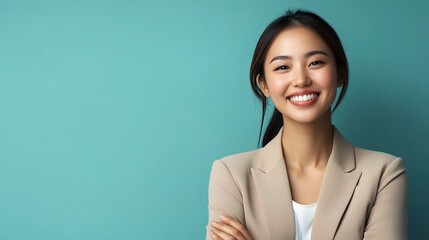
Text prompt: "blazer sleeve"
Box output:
[[363, 157, 408, 240], [206, 160, 244, 240]]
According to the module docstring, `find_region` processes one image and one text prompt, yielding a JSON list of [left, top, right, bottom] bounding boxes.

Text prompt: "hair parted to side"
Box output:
[[250, 9, 349, 147]]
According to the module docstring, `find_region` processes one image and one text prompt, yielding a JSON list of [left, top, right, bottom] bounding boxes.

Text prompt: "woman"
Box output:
[[206, 10, 407, 240]]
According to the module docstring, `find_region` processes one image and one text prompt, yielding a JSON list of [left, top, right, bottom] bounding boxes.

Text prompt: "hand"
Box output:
[[209, 215, 253, 240]]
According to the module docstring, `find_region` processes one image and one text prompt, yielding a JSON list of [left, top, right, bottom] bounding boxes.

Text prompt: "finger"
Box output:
[[211, 228, 237, 240], [219, 216, 253, 240], [209, 230, 222, 240], [210, 221, 245, 240]]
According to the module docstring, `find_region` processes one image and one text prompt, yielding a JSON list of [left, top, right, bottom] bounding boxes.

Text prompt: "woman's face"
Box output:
[[259, 26, 340, 125]]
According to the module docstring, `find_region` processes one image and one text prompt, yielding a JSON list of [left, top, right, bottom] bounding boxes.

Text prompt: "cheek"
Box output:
[[265, 75, 290, 96], [314, 69, 338, 91]]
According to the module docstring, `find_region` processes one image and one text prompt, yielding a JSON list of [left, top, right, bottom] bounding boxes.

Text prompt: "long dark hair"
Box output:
[[250, 10, 349, 147]]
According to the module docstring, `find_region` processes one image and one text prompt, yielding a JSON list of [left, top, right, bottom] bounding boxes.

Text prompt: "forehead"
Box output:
[[266, 26, 332, 59]]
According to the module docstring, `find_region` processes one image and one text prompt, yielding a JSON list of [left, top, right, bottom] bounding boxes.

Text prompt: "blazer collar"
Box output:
[[312, 127, 362, 239], [251, 126, 362, 240], [255, 126, 285, 173], [251, 127, 294, 239]]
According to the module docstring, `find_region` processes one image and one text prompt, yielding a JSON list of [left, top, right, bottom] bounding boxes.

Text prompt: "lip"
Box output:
[[286, 90, 320, 98], [286, 90, 320, 106]]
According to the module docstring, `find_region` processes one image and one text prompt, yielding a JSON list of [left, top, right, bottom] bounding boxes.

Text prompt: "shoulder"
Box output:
[[353, 147, 406, 187], [354, 147, 405, 171], [209, 149, 261, 187], [354, 146, 397, 162], [211, 149, 260, 175], [333, 126, 405, 174]]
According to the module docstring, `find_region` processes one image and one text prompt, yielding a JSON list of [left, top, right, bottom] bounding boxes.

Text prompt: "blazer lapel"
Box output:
[[251, 129, 295, 240], [311, 128, 362, 240]]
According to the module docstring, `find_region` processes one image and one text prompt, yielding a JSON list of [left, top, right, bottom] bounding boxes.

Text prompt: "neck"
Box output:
[[281, 115, 334, 171]]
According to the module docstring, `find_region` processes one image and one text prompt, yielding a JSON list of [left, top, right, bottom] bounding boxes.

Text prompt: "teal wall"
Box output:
[[1, 0, 427, 239]]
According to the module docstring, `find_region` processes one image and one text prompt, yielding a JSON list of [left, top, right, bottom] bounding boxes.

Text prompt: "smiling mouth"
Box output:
[[288, 93, 319, 103]]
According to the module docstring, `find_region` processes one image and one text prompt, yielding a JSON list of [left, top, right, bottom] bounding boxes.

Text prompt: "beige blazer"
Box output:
[[206, 127, 407, 240]]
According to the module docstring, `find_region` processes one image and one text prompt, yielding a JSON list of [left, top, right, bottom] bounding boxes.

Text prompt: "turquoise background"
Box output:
[[1, 0, 427, 239]]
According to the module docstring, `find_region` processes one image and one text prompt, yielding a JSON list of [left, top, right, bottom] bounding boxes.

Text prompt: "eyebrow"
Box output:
[[269, 50, 329, 63]]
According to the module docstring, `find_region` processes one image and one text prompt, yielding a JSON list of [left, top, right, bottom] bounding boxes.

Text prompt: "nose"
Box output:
[[292, 65, 311, 87]]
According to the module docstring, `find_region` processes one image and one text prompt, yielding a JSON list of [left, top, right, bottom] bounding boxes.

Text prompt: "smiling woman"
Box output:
[[206, 10, 407, 240]]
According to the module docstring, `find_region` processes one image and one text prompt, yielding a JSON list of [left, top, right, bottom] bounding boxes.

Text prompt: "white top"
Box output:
[[292, 201, 317, 240]]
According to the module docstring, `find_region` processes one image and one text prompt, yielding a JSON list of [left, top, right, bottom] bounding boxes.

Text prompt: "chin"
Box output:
[[283, 111, 332, 125]]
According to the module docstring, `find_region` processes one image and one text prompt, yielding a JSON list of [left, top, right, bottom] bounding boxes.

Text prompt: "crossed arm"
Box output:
[[206, 160, 253, 240]]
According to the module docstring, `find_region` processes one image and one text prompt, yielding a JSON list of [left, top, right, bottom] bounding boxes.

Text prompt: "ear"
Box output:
[[337, 78, 344, 87], [257, 74, 270, 97], [337, 68, 346, 87]]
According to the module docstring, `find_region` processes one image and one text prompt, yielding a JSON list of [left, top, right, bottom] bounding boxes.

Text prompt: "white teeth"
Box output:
[[289, 94, 317, 102]]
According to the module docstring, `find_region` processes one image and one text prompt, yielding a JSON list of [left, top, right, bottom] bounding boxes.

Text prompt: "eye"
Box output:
[[308, 60, 325, 67], [274, 65, 290, 71]]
